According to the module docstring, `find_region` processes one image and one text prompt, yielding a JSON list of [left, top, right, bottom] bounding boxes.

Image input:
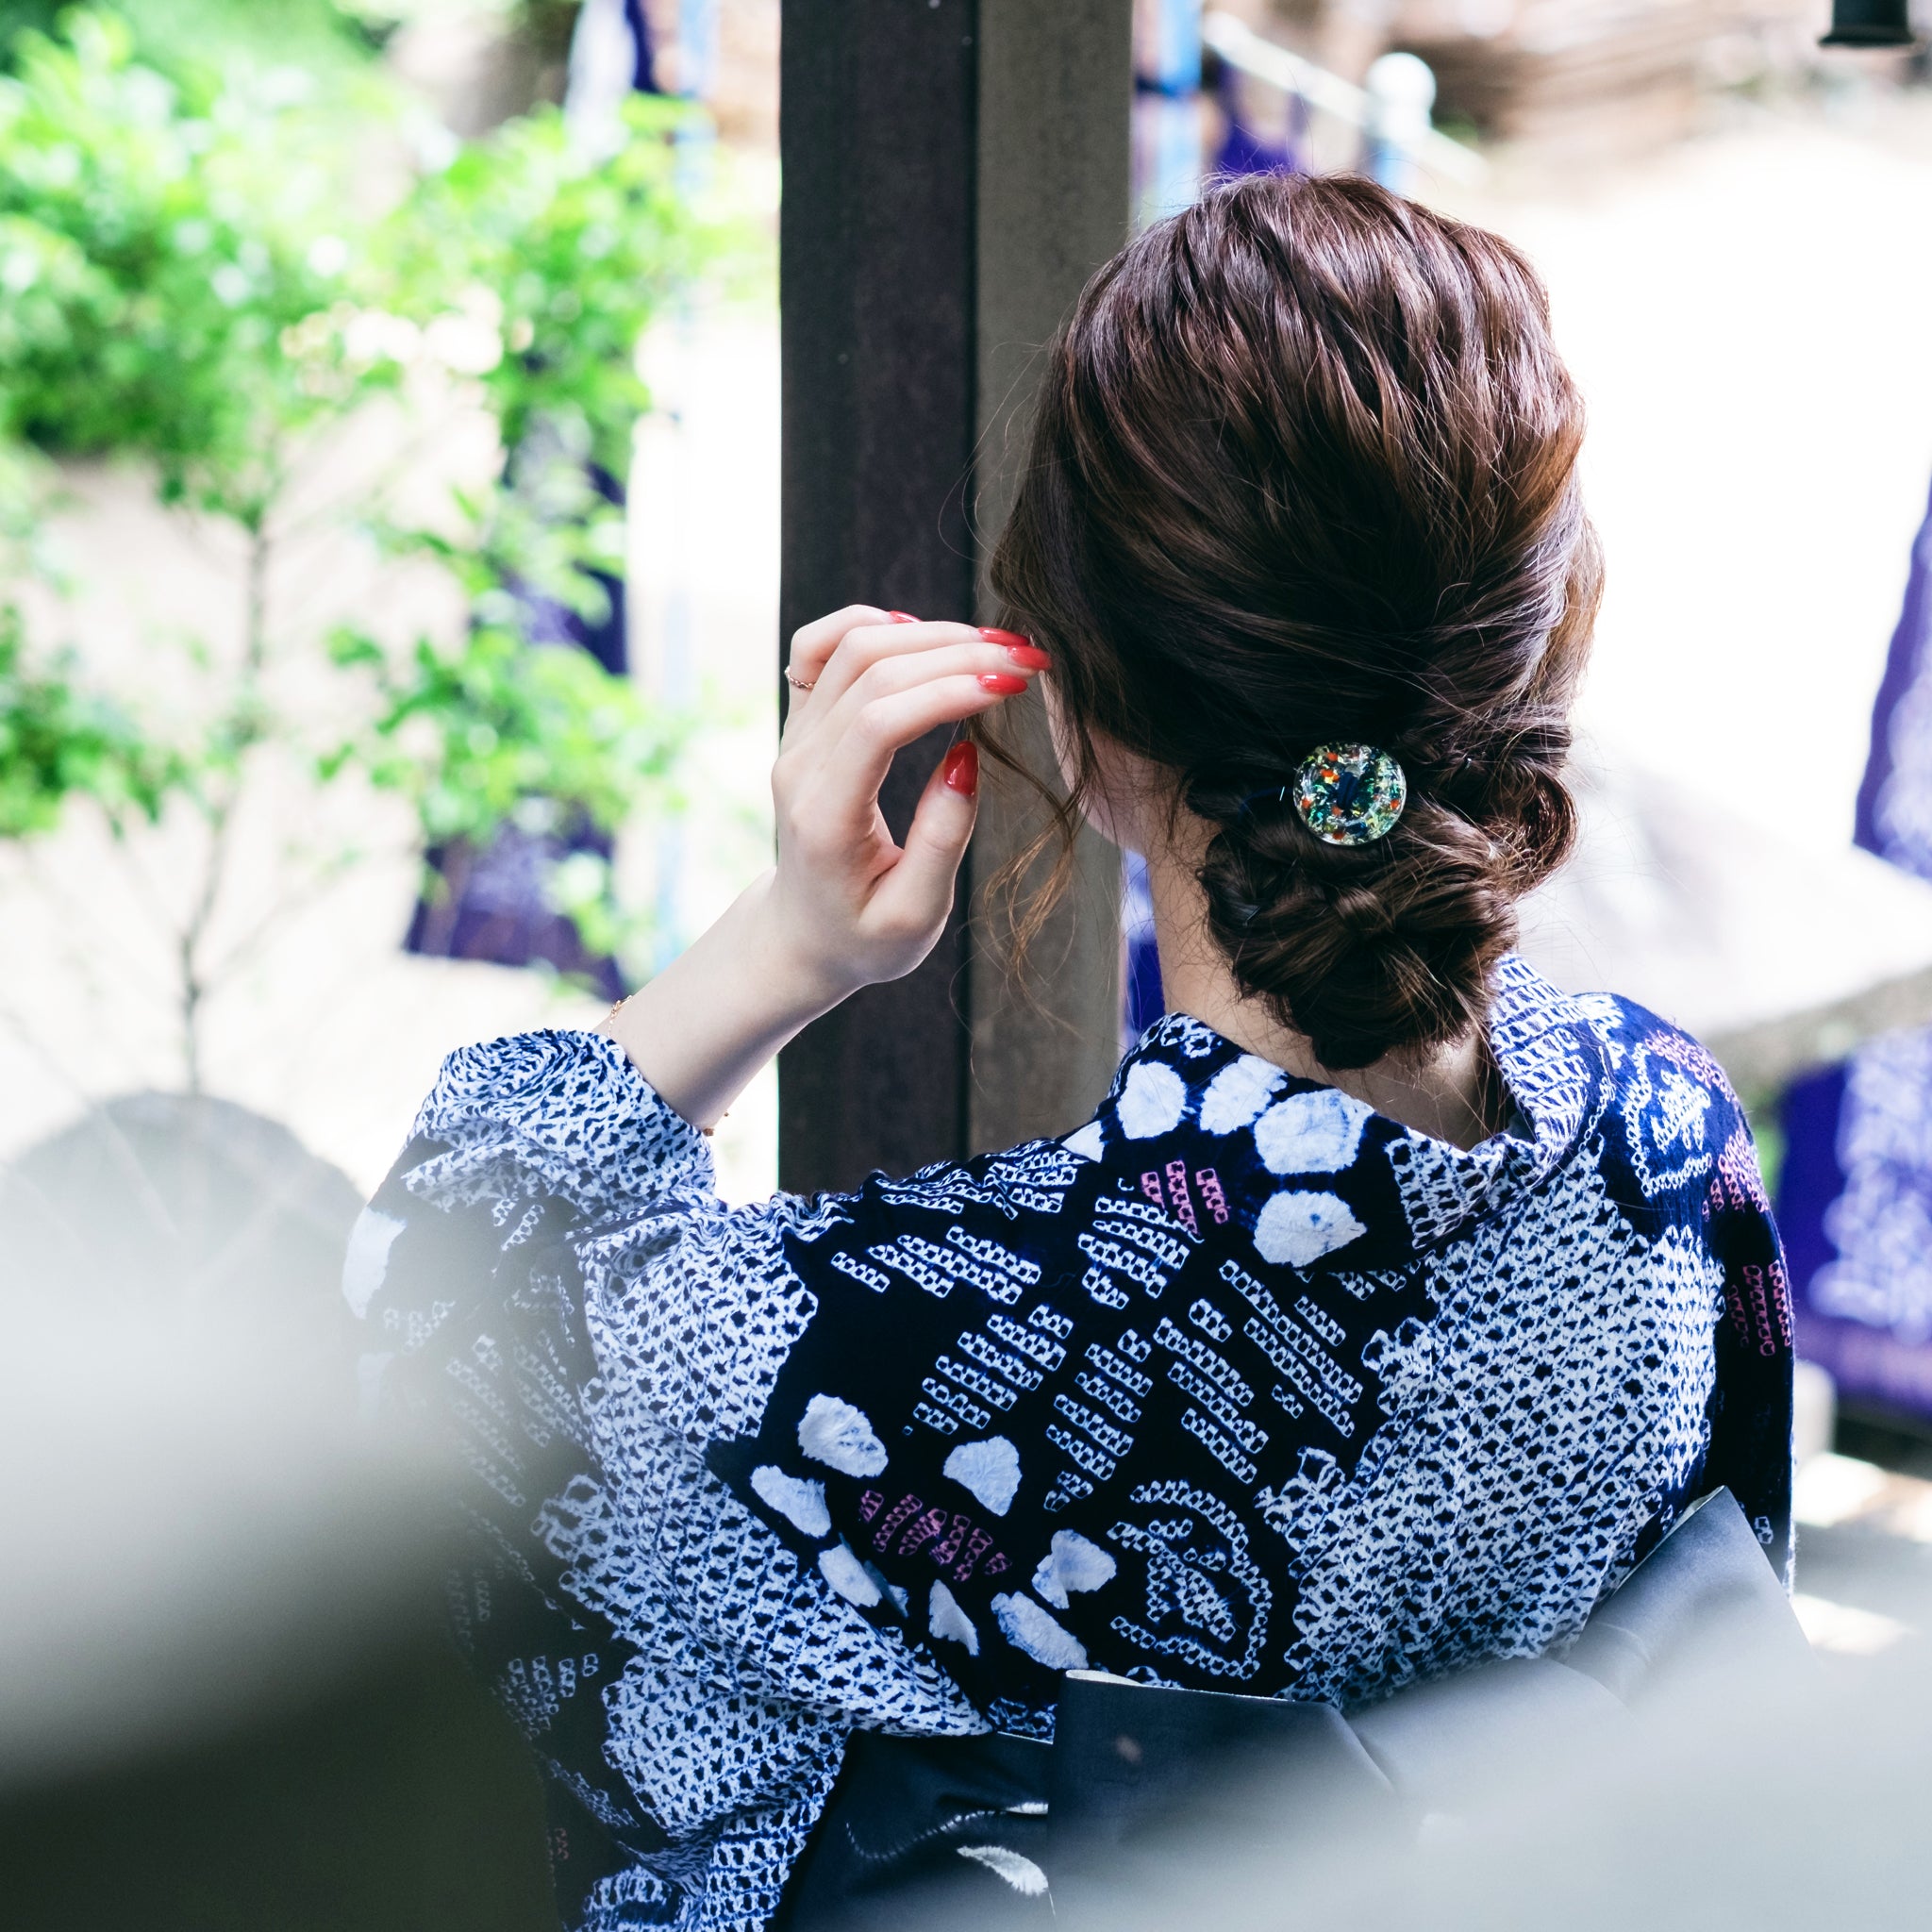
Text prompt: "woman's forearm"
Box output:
[[598, 871, 842, 1131]]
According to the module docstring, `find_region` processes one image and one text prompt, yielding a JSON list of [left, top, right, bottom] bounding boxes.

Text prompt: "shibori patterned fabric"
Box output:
[[350, 955, 1792, 1932], [1776, 476, 1932, 1420]]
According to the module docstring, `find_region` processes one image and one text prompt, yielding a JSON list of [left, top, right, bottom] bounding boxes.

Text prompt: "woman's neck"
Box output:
[[1142, 835, 1503, 1152]]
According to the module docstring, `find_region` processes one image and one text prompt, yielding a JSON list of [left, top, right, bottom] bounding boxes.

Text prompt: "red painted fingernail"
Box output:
[[1005, 644, 1051, 670], [977, 673, 1027, 694], [889, 610, 920, 625], [977, 626, 1031, 648], [943, 741, 978, 794]]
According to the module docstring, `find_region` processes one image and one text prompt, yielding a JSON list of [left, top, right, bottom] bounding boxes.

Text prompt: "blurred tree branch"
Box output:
[[0, 7, 745, 1090]]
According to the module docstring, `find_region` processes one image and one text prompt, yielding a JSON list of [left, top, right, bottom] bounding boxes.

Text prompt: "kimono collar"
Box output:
[[1062, 955, 1607, 1276]]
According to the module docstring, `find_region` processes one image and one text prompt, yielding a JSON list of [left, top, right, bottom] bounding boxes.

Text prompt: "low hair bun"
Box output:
[[1329, 883, 1398, 943], [1199, 794, 1519, 1071]]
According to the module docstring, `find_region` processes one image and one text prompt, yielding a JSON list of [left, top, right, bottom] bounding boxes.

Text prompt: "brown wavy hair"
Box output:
[[984, 170, 1601, 1071]]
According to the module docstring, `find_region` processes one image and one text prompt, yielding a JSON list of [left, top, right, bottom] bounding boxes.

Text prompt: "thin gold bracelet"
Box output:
[[603, 994, 716, 1136]]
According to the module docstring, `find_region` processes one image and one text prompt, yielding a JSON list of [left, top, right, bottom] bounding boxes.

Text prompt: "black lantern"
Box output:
[[1820, 0, 1915, 47]]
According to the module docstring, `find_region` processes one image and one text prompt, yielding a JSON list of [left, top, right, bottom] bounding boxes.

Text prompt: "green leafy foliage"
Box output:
[[0, 8, 743, 1016], [0, 605, 175, 834], [332, 2, 577, 61], [379, 92, 711, 477], [0, 1, 377, 73], [324, 623, 688, 850], [0, 8, 714, 519], [0, 9, 388, 520]]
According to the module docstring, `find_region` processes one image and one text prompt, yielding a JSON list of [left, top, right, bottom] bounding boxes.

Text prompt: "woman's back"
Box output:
[[358, 954, 1789, 1925], [718, 961, 1788, 1714]]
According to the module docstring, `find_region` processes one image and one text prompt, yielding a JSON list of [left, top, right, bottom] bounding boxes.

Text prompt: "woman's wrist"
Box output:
[[598, 872, 858, 1131], [732, 868, 871, 1022]]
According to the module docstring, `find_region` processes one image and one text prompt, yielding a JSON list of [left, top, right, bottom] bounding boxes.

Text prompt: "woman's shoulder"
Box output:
[[1559, 985, 1742, 1105], [1492, 958, 1738, 1114], [1551, 982, 1762, 1217]]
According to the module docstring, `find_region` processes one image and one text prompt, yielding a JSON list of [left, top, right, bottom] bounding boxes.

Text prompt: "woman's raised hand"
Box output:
[[597, 603, 1046, 1129], [768, 604, 1048, 1005]]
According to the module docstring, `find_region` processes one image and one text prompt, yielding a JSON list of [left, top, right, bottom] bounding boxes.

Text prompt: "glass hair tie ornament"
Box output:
[[1278, 742, 1408, 845]]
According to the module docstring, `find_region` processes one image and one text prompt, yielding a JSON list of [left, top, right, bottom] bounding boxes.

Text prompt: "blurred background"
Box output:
[[10, 0, 1932, 1924]]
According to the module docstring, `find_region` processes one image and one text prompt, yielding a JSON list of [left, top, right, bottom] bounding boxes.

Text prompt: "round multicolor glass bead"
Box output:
[[1292, 742, 1407, 846]]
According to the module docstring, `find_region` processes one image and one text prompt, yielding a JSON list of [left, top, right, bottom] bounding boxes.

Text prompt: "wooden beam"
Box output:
[[969, 0, 1133, 1156], [777, 0, 1131, 1193], [777, 0, 981, 1194]]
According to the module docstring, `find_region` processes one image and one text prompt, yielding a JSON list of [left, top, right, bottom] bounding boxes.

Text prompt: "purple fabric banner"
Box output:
[[1777, 476, 1932, 1421], [1855, 475, 1932, 862], [1212, 60, 1306, 179], [1122, 850, 1162, 1051]]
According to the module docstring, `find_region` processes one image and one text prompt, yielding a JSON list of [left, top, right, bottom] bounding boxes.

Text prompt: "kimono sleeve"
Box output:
[[341, 1028, 980, 1928], [345, 1026, 821, 1448]]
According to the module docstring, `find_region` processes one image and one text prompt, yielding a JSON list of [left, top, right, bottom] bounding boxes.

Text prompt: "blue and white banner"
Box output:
[[1779, 478, 1932, 1420]]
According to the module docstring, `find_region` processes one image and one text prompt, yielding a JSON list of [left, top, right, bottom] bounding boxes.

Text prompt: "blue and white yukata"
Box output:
[[348, 955, 1793, 1931]]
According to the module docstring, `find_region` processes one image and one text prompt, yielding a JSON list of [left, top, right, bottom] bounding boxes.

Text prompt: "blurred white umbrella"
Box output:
[[1518, 750, 1932, 1098]]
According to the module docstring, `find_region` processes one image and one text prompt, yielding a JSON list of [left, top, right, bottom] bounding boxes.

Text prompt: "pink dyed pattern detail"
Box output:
[[1196, 1168, 1230, 1224], [1165, 1159, 1200, 1235], [1729, 1259, 1792, 1359], [899, 1507, 948, 1556], [872, 1493, 922, 1549], [955, 1527, 994, 1581]]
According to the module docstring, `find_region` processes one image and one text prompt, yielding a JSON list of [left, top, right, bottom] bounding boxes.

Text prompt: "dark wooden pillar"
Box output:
[[778, 0, 1132, 1194], [968, 0, 1136, 1158]]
